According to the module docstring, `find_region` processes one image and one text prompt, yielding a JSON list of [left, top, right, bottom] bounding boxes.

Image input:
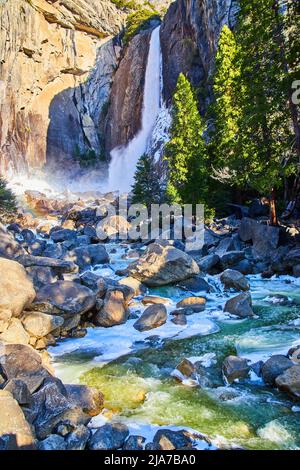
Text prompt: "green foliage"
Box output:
[[124, 5, 161, 44], [164, 74, 209, 207], [74, 145, 104, 168], [131, 154, 162, 208], [0, 177, 17, 213], [110, 0, 138, 12]]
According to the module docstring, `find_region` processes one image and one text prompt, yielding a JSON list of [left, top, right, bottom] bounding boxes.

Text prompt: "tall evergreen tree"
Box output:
[[165, 73, 208, 206], [131, 154, 161, 208], [0, 177, 16, 213]]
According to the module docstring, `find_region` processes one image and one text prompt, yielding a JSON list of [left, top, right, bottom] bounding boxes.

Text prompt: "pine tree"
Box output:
[[0, 177, 16, 213], [131, 154, 161, 208], [164, 73, 208, 206]]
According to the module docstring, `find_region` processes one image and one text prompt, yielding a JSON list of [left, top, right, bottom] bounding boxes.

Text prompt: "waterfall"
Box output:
[[107, 26, 162, 193]]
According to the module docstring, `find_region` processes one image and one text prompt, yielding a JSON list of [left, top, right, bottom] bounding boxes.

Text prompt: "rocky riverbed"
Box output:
[[0, 188, 300, 450]]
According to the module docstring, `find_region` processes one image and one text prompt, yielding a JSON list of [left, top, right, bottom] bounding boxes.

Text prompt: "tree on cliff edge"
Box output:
[[0, 177, 16, 213], [164, 73, 208, 207]]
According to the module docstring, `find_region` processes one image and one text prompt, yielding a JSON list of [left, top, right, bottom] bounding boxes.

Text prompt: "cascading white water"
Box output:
[[107, 26, 162, 193]]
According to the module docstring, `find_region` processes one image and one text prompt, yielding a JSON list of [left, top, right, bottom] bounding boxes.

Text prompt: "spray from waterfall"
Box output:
[[107, 26, 162, 193]]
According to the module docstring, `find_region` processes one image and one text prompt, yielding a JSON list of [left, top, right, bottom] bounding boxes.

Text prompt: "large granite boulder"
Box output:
[[275, 366, 300, 399], [65, 385, 104, 417], [220, 269, 250, 291], [152, 429, 193, 450], [224, 293, 254, 318], [133, 304, 167, 332], [0, 318, 30, 345], [0, 223, 25, 260], [22, 312, 64, 338], [88, 423, 129, 450], [262, 355, 294, 386], [95, 288, 129, 327], [66, 244, 109, 270], [238, 218, 280, 259], [0, 258, 35, 324], [127, 243, 199, 287], [32, 281, 96, 317], [17, 255, 78, 274], [222, 356, 250, 384]]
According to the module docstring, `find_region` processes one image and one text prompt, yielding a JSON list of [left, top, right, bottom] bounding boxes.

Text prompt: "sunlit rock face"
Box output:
[[0, 0, 125, 175], [160, 0, 239, 106]]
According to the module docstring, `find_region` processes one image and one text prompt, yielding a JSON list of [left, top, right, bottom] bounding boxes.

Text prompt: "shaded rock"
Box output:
[[95, 288, 128, 327], [133, 304, 167, 332], [37, 435, 67, 451], [61, 314, 81, 333], [26, 266, 56, 289], [215, 236, 241, 256], [43, 243, 66, 259], [177, 276, 211, 293], [262, 355, 294, 386], [0, 258, 35, 321], [51, 229, 77, 243], [220, 251, 245, 270], [176, 297, 206, 312], [238, 218, 280, 259], [142, 295, 170, 305], [153, 429, 193, 450], [220, 269, 250, 291], [22, 311, 64, 338], [275, 366, 300, 399], [0, 390, 35, 449], [176, 359, 196, 378], [118, 276, 146, 296], [80, 272, 107, 295], [65, 384, 104, 417], [88, 423, 129, 450], [123, 435, 145, 450], [224, 293, 254, 318], [222, 356, 250, 384], [249, 198, 270, 218], [250, 361, 264, 378], [32, 281, 96, 317], [0, 223, 25, 260], [66, 425, 91, 450], [285, 248, 300, 268], [0, 318, 30, 345], [197, 254, 220, 273], [27, 239, 47, 257], [230, 259, 254, 275], [3, 379, 32, 406], [127, 243, 199, 287], [17, 255, 78, 273], [67, 244, 109, 270], [171, 313, 187, 325]]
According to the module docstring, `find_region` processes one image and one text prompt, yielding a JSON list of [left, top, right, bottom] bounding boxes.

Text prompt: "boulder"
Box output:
[[215, 236, 241, 256], [275, 365, 300, 399], [220, 269, 250, 291], [197, 254, 220, 272], [51, 229, 77, 243], [238, 218, 280, 259], [22, 312, 64, 338], [224, 293, 254, 318], [43, 243, 66, 259], [17, 255, 78, 273], [0, 318, 30, 345], [26, 266, 57, 289], [261, 355, 294, 386], [95, 288, 129, 327], [80, 272, 107, 296], [0, 258, 35, 321], [176, 276, 211, 293], [133, 304, 167, 332], [118, 276, 146, 296], [65, 385, 104, 417], [3, 379, 32, 406], [176, 297, 206, 313], [37, 435, 67, 450], [285, 248, 300, 268], [97, 215, 131, 238], [0, 390, 35, 449], [142, 295, 170, 305], [66, 244, 109, 270], [153, 429, 193, 450], [123, 435, 145, 450], [66, 425, 91, 450], [32, 281, 96, 317], [248, 198, 269, 218], [222, 356, 250, 384], [0, 223, 25, 259], [127, 243, 199, 287], [88, 423, 129, 450], [220, 251, 245, 270], [171, 313, 187, 325]]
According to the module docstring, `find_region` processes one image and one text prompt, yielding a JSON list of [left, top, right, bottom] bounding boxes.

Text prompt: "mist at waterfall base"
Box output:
[[106, 26, 162, 194]]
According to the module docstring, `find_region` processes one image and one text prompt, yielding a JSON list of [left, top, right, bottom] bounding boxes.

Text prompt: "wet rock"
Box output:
[[0, 390, 35, 449], [198, 254, 220, 272], [220, 269, 250, 291], [0, 318, 30, 345], [220, 251, 245, 270], [250, 361, 264, 378], [285, 248, 300, 268], [224, 293, 254, 318], [61, 314, 81, 333], [32, 281, 96, 317], [37, 435, 67, 450], [95, 288, 129, 327], [177, 276, 211, 293], [88, 423, 129, 450], [262, 355, 294, 386], [275, 366, 300, 399], [176, 359, 196, 378], [0, 258, 35, 321], [176, 297, 206, 312], [171, 313, 187, 325], [153, 429, 193, 450], [51, 229, 77, 243], [3, 379, 32, 406], [17, 255, 78, 273], [222, 356, 250, 384], [26, 266, 56, 289], [67, 244, 109, 270], [0, 223, 26, 259], [66, 425, 91, 450], [22, 311, 64, 338], [127, 243, 199, 287], [123, 435, 145, 450], [65, 385, 104, 417], [133, 304, 167, 332]]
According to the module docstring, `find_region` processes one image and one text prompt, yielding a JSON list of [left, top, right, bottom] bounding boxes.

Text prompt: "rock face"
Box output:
[[160, 0, 238, 106], [127, 243, 199, 286], [0, 0, 124, 174]]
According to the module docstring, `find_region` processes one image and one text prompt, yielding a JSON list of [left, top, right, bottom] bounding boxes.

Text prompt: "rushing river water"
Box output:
[[49, 243, 300, 450]]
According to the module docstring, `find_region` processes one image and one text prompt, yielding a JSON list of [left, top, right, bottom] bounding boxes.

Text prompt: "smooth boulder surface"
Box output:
[[65, 384, 104, 416], [32, 281, 96, 317], [17, 255, 78, 273], [67, 244, 109, 270], [0, 318, 30, 345], [133, 304, 167, 332], [37, 434, 67, 450], [262, 355, 294, 386], [222, 356, 250, 384], [153, 429, 193, 450], [127, 243, 199, 286], [88, 423, 129, 450], [22, 312, 64, 338], [95, 288, 129, 327], [224, 293, 254, 318], [275, 366, 300, 399], [0, 258, 36, 321], [220, 269, 250, 292], [220, 251, 245, 270], [197, 254, 220, 273], [176, 297, 206, 313], [0, 390, 35, 449]]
